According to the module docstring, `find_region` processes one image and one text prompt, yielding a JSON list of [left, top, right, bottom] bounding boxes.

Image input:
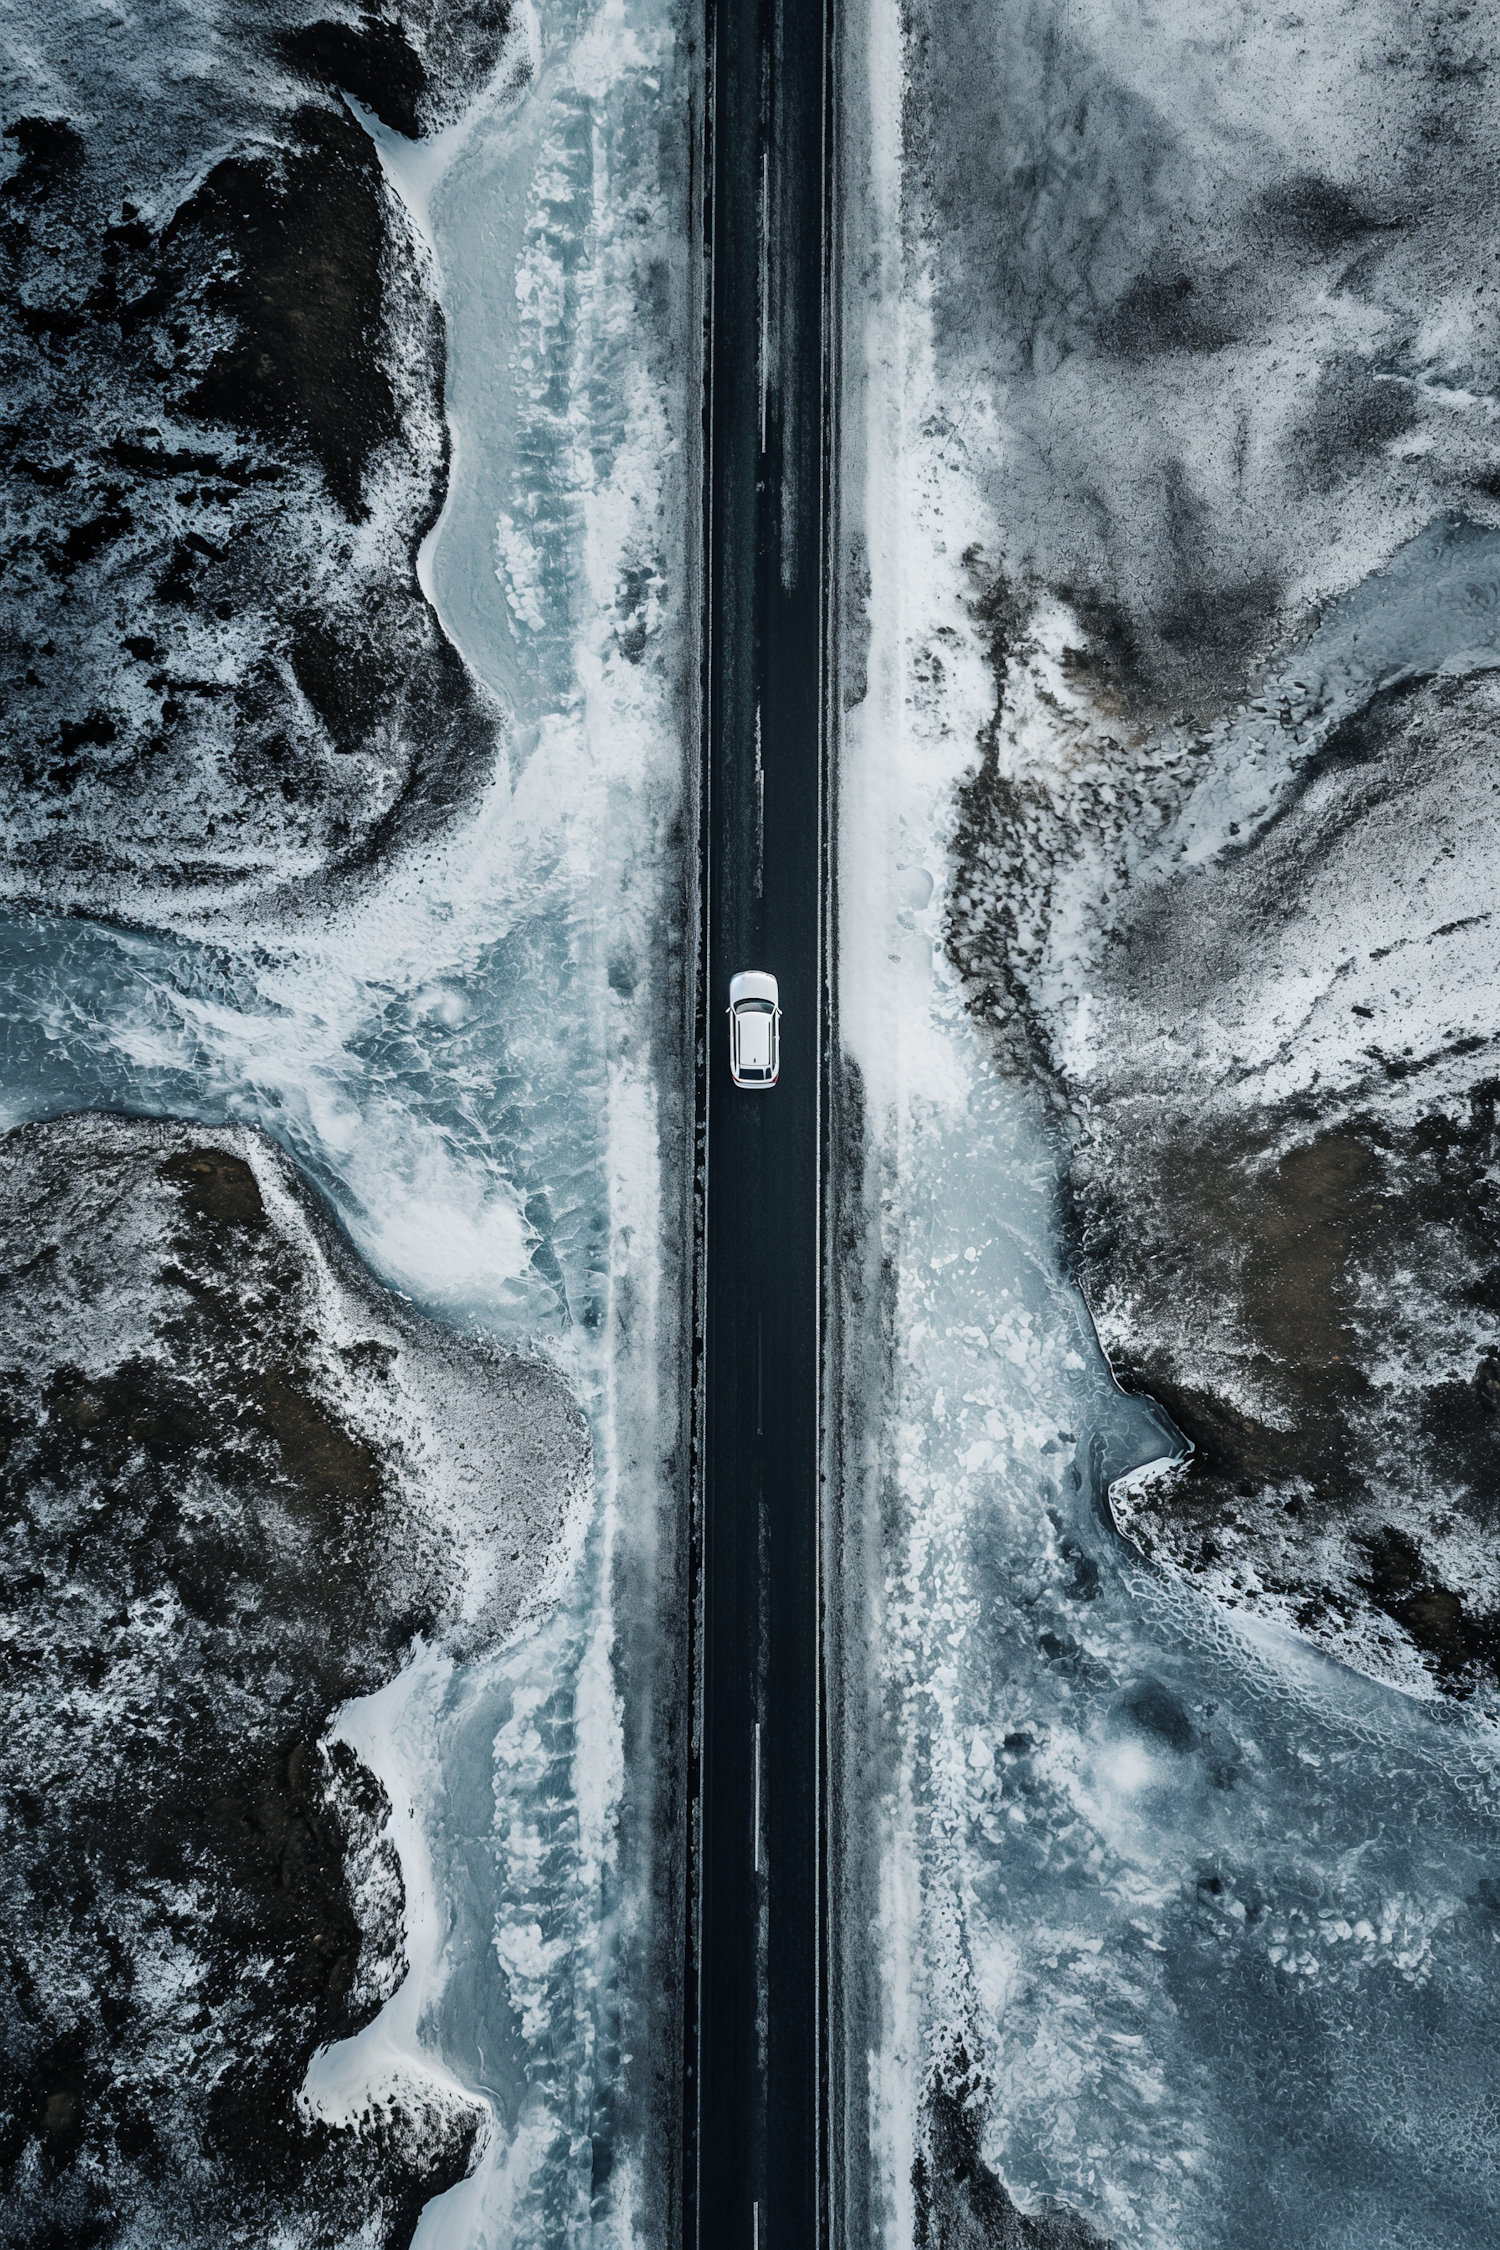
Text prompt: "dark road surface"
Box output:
[[687, 0, 833, 2243]]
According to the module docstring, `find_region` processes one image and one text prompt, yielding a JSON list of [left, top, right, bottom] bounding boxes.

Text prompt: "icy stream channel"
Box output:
[[0, 0, 688, 2240]]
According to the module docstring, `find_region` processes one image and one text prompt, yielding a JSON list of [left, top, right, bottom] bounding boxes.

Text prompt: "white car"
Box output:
[[728, 970, 780, 1089]]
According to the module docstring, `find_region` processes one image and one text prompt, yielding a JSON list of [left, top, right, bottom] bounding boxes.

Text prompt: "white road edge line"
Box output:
[[753, 1720, 762, 1873], [758, 146, 770, 453]]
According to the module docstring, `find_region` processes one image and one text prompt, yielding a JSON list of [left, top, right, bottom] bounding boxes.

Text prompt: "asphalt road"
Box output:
[[686, 0, 832, 2242]]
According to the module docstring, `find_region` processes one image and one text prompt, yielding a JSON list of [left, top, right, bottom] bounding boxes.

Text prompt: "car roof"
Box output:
[[729, 970, 778, 1005]]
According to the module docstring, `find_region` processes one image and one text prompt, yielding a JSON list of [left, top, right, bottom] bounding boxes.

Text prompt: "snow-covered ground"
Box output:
[[834, 0, 1500, 2242], [1, 0, 692, 2240], [0, 1113, 590, 2242]]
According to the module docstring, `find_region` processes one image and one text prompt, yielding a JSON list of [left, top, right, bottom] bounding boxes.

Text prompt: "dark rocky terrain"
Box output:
[[1, 3, 515, 923], [1067, 666, 1500, 1709], [947, 602, 1500, 1714], [908, 0, 1500, 727], [915, 0, 1500, 1720], [916, 2068, 1108, 2249], [0, 1112, 588, 2244]]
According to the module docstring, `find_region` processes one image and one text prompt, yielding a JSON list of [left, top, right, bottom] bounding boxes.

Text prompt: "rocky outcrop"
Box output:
[[907, 0, 1500, 727], [0, 1112, 587, 2242], [0, 6, 515, 922], [912, 0, 1500, 1716], [1067, 666, 1500, 1707], [948, 578, 1500, 1712], [915, 2063, 1109, 2249]]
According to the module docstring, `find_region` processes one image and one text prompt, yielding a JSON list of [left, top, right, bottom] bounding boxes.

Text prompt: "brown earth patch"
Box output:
[[0, 1115, 587, 2240], [915, 2057, 1109, 2249], [1081, 1098, 1500, 1697]]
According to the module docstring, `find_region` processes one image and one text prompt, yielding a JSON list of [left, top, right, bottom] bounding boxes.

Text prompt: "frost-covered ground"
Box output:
[[1, 0, 692, 2241], [1, 0, 512, 914], [834, 0, 1500, 2243], [902, 0, 1500, 1712], [0, 1115, 586, 2243]]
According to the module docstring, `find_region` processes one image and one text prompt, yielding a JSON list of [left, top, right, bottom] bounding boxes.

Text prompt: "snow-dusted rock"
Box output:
[[912, 0, 1500, 1719], [950, 594, 1500, 1711], [0, 3, 515, 924], [0, 1111, 587, 2241]]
